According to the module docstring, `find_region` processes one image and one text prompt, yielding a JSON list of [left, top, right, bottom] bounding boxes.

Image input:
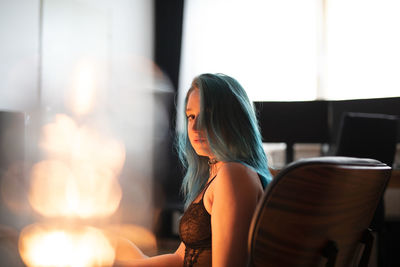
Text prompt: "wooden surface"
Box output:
[[251, 159, 391, 267], [271, 168, 400, 188]]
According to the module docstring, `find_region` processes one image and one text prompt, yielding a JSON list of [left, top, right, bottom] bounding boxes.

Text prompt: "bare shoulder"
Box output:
[[219, 162, 259, 181], [215, 162, 263, 194], [204, 162, 264, 213]]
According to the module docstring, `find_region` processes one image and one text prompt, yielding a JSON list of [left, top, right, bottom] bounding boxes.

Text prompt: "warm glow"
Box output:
[[19, 224, 115, 267], [106, 224, 158, 258], [39, 114, 125, 175], [68, 59, 97, 116], [29, 113, 125, 218], [29, 159, 122, 218]]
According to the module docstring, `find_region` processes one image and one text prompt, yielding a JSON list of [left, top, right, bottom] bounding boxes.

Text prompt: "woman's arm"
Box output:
[[209, 162, 263, 267], [113, 241, 185, 267]]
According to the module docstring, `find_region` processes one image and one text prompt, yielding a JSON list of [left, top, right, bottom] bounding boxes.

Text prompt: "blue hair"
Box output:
[[176, 73, 272, 207]]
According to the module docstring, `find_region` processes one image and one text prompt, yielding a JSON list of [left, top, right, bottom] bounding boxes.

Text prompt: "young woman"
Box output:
[[114, 73, 272, 267]]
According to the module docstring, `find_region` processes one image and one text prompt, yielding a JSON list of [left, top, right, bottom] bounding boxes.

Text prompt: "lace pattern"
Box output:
[[180, 177, 216, 267]]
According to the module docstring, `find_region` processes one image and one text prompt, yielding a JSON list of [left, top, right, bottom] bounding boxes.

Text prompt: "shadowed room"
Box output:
[[0, 0, 399, 267]]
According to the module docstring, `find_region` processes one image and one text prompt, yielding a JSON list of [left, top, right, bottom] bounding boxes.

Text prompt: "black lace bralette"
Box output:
[[179, 176, 216, 267]]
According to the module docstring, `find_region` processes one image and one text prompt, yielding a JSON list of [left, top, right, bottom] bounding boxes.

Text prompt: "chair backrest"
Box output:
[[248, 157, 392, 267], [334, 112, 398, 167]]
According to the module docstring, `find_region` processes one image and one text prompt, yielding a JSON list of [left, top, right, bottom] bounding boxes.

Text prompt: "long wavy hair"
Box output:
[[176, 73, 272, 207]]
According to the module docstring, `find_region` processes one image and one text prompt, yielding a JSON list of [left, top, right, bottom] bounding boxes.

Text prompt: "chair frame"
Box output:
[[248, 157, 391, 267]]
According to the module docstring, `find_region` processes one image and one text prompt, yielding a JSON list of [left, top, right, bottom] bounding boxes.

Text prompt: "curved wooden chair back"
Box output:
[[248, 157, 391, 267]]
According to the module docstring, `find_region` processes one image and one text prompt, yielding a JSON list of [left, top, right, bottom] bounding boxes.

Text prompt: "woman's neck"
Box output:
[[209, 160, 223, 179]]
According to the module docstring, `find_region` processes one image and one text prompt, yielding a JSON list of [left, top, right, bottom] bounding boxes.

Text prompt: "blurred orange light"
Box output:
[[68, 59, 97, 116], [19, 224, 115, 267], [39, 114, 126, 175], [29, 159, 122, 218], [29, 113, 125, 219], [24, 56, 130, 266]]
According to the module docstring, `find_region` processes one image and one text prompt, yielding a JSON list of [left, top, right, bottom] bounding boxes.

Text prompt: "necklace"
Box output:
[[208, 158, 219, 166], [208, 158, 220, 178]]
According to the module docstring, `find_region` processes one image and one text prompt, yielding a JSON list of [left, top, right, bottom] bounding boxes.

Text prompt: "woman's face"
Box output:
[[186, 89, 213, 158]]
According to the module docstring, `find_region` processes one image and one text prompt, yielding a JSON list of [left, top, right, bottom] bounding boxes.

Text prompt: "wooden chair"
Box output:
[[248, 157, 391, 267], [333, 112, 398, 267]]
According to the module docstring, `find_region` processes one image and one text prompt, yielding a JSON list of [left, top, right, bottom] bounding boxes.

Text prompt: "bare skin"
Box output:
[[113, 88, 263, 267]]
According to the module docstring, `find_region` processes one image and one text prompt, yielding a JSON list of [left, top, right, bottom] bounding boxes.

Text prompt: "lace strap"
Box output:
[[201, 175, 217, 199]]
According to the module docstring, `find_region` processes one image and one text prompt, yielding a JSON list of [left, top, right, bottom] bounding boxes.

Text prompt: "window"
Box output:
[[178, 0, 400, 105], [179, 0, 318, 104], [324, 0, 400, 99]]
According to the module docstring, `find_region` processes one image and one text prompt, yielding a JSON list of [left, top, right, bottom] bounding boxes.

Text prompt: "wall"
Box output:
[[0, 0, 40, 111], [0, 0, 160, 231]]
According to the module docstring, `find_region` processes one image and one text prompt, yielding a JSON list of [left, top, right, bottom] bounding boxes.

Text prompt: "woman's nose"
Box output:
[[191, 118, 200, 131]]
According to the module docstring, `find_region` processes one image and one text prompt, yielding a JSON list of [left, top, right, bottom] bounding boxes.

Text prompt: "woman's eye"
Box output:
[[187, 114, 195, 120]]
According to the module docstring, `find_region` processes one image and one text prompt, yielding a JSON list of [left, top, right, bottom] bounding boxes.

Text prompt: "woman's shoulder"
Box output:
[[219, 161, 256, 176], [216, 161, 261, 189], [208, 161, 263, 212]]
